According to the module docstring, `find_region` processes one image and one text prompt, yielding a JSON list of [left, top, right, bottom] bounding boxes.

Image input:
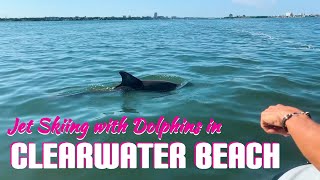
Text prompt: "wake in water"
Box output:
[[53, 84, 116, 97], [239, 29, 319, 51], [53, 74, 192, 97]]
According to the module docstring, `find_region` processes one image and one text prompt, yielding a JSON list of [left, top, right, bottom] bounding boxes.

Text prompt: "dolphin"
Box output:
[[115, 71, 179, 92]]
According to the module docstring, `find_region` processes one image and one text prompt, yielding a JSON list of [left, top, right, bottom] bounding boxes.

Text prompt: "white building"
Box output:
[[285, 12, 294, 17]]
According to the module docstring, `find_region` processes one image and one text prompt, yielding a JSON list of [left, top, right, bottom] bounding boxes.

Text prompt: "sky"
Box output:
[[0, 0, 319, 18]]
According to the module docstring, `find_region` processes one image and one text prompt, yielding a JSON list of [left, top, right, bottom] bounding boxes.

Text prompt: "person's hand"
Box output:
[[260, 104, 302, 136]]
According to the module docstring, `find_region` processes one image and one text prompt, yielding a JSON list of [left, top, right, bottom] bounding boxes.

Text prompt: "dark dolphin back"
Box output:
[[116, 71, 180, 92], [142, 80, 178, 92]]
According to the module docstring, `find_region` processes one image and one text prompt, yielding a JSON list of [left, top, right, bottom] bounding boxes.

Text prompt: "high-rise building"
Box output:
[[154, 12, 158, 19]]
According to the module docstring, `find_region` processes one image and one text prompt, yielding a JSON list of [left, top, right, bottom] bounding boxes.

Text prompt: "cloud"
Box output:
[[232, 0, 277, 8]]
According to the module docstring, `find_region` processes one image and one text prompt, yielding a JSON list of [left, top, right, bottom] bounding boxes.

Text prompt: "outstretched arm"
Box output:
[[260, 104, 320, 171]]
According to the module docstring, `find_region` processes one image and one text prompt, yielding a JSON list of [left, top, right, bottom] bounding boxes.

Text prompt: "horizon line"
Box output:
[[1, 13, 320, 19]]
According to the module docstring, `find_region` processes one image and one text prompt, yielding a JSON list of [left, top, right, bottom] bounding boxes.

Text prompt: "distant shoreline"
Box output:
[[0, 15, 319, 22]]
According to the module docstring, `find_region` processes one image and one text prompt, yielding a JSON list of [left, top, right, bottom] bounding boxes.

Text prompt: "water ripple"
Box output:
[[0, 18, 319, 179]]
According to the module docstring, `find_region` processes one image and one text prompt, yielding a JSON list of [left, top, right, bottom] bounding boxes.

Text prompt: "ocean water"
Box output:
[[0, 18, 319, 180]]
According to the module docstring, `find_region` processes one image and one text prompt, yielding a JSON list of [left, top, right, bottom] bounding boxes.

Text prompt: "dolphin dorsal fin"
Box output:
[[118, 71, 143, 89]]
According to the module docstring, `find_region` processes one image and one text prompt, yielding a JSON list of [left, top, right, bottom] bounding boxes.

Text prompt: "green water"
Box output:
[[0, 18, 319, 180]]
